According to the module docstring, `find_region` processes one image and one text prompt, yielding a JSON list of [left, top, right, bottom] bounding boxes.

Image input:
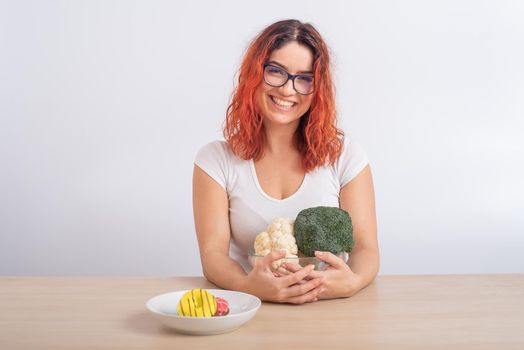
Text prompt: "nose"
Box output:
[[279, 78, 296, 96]]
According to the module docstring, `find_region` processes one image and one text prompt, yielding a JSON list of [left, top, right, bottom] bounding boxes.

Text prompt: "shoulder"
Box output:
[[196, 140, 231, 156], [338, 135, 365, 160], [194, 140, 243, 193], [194, 140, 237, 192], [195, 140, 238, 163], [332, 135, 369, 188]]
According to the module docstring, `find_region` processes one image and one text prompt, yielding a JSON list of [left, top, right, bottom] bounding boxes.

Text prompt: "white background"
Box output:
[[1, 0, 523, 276]]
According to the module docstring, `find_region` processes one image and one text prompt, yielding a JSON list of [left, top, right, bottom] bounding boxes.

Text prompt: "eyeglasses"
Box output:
[[263, 63, 315, 95]]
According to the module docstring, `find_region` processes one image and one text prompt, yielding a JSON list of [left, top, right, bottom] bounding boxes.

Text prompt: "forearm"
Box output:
[[201, 251, 248, 292], [348, 246, 380, 293]]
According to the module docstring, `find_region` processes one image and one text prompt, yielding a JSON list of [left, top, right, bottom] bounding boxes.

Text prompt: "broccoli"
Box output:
[[294, 206, 354, 257]]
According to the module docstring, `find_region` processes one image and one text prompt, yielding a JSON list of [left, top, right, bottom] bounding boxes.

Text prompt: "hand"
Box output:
[[241, 250, 324, 304], [281, 251, 362, 299]]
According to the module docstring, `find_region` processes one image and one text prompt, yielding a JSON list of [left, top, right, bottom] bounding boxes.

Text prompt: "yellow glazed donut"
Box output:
[[177, 289, 217, 317]]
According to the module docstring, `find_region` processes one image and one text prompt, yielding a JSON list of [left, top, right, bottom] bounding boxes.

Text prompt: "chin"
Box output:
[[264, 113, 302, 127]]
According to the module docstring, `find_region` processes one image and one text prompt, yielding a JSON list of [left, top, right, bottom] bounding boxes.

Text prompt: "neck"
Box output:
[[262, 120, 300, 156]]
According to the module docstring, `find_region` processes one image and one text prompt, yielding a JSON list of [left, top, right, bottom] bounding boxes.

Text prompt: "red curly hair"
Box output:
[[223, 19, 344, 172]]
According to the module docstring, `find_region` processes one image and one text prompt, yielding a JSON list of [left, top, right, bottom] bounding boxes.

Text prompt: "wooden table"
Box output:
[[1, 275, 523, 349]]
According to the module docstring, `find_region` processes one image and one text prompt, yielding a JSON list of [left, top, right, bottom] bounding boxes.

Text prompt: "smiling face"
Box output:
[[256, 41, 314, 130]]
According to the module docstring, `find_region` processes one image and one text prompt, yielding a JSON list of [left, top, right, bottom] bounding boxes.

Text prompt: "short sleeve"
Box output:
[[194, 141, 230, 192], [334, 136, 369, 188]]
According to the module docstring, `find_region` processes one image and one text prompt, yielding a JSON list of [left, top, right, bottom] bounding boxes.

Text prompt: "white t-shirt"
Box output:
[[194, 136, 369, 272]]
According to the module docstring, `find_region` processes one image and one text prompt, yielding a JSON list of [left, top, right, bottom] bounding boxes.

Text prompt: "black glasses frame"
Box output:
[[263, 63, 315, 95]]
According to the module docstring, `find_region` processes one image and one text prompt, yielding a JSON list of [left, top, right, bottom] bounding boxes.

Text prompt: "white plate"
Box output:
[[146, 289, 261, 335]]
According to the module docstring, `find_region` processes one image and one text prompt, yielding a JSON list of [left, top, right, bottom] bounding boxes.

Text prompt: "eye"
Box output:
[[266, 65, 286, 76], [296, 75, 314, 83]]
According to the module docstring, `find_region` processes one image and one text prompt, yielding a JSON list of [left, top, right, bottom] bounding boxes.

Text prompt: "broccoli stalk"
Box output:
[[294, 206, 354, 257]]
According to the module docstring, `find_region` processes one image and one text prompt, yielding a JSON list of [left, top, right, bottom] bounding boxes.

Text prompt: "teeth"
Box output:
[[271, 96, 295, 108]]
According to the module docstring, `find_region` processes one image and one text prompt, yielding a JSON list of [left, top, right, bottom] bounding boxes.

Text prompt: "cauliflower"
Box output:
[[254, 218, 298, 270]]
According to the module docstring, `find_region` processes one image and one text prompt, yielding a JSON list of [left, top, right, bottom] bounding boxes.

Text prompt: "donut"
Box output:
[[177, 289, 217, 317], [214, 297, 229, 316]]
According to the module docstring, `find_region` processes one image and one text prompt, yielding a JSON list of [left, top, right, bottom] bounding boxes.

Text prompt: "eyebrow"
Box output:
[[267, 60, 313, 75]]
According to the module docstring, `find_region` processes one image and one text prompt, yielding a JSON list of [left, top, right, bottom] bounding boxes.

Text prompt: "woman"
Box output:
[[193, 19, 379, 304]]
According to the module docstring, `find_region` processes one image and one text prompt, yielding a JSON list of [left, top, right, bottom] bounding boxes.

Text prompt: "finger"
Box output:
[[285, 285, 323, 304], [260, 250, 287, 270], [273, 268, 291, 278], [314, 251, 347, 269], [286, 277, 324, 297], [280, 264, 315, 286], [282, 262, 323, 280], [282, 261, 302, 272], [277, 265, 292, 275]]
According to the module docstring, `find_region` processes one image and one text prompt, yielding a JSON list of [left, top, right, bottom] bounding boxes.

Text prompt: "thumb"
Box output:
[[261, 250, 287, 269], [314, 251, 348, 269]]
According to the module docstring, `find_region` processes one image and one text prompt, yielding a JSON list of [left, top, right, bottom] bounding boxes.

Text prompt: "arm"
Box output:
[[192, 164, 323, 303], [282, 164, 379, 298], [339, 164, 380, 294], [192, 164, 246, 289]]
